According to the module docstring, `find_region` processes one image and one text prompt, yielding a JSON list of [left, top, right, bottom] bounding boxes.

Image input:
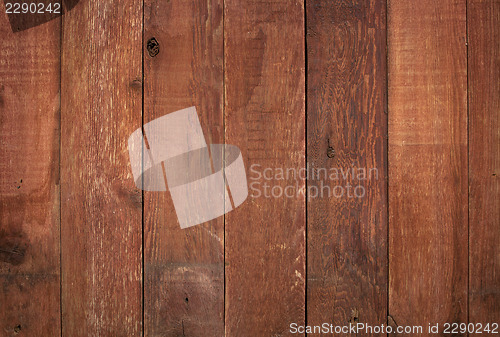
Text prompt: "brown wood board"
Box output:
[[224, 0, 306, 335], [0, 2, 61, 336], [306, 0, 388, 334], [60, 0, 143, 335], [468, 0, 500, 331], [143, 1, 225, 336], [388, 0, 469, 333]]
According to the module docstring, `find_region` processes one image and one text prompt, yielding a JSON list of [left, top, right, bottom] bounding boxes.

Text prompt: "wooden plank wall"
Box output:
[[307, 0, 388, 333], [143, 1, 224, 336], [0, 0, 498, 336], [388, 0, 469, 332], [0, 3, 61, 336], [60, 0, 143, 335], [468, 0, 500, 330], [224, 0, 306, 335]]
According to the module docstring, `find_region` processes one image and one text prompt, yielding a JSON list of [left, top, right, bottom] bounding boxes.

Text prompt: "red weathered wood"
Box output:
[[306, 0, 388, 333], [468, 0, 500, 330], [0, 2, 61, 335], [225, 0, 306, 335], [388, 0, 468, 333], [60, 0, 143, 335], [143, 1, 225, 336]]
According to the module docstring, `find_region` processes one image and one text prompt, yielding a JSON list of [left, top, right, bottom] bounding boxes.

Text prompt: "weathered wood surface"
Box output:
[[388, 0, 468, 333], [0, 0, 498, 335], [0, 2, 61, 336], [224, 0, 306, 335], [143, 0, 225, 336], [306, 0, 388, 334], [60, 0, 143, 335], [468, 0, 500, 330]]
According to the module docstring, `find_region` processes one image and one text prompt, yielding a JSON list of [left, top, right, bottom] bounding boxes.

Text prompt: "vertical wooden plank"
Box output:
[[60, 0, 143, 335], [468, 0, 500, 329], [307, 0, 388, 333], [225, 0, 306, 335], [0, 3, 61, 336], [388, 0, 468, 332], [143, 1, 224, 336]]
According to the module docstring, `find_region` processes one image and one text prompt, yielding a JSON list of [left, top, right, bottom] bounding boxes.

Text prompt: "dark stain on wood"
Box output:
[[116, 184, 142, 209], [0, 229, 28, 266], [0, 84, 4, 108], [129, 78, 142, 91], [229, 29, 266, 112]]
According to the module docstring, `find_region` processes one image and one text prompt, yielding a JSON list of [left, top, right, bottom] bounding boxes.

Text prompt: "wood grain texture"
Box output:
[[388, 0, 468, 333], [224, 0, 306, 335], [468, 0, 500, 329], [0, 2, 61, 336], [143, 1, 224, 336], [306, 0, 388, 333], [60, 0, 143, 335]]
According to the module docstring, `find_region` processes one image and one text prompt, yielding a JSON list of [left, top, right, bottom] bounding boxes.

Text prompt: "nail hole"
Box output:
[[349, 309, 359, 324], [327, 147, 335, 158], [327, 139, 335, 158], [14, 324, 21, 333]]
